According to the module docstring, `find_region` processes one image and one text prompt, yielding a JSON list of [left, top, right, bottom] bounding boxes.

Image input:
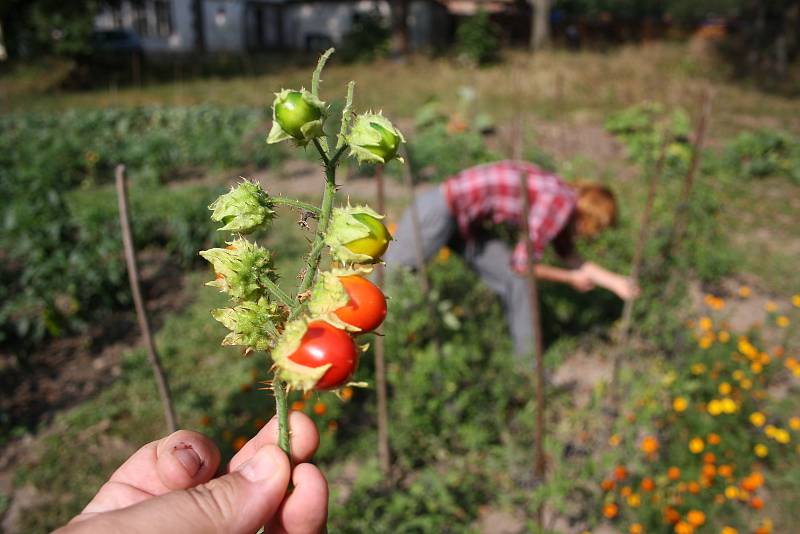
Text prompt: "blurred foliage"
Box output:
[[0, 106, 283, 349], [339, 10, 391, 63], [723, 129, 800, 184], [455, 10, 501, 66]]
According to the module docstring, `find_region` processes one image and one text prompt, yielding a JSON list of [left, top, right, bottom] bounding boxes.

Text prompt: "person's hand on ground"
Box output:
[[55, 411, 327, 534], [569, 268, 596, 292], [611, 275, 640, 300]]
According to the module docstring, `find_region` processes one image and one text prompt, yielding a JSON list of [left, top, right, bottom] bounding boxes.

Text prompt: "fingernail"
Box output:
[[237, 446, 281, 482], [173, 443, 202, 477]]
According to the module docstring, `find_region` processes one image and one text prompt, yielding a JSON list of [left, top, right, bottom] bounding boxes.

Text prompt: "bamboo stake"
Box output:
[[374, 165, 392, 478], [608, 131, 671, 409], [399, 144, 430, 294], [115, 165, 177, 434]]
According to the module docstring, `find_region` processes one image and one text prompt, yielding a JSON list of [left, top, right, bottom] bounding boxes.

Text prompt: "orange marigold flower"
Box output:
[[687, 481, 700, 494], [621, 486, 633, 497], [627, 493, 641, 508], [702, 464, 716, 478], [340, 386, 354, 401], [313, 402, 327, 415], [674, 520, 694, 534], [641, 436, 659, 454], [686, 510, 705, 526], [718, 464, 733, 478], [667, 466, 681, 481], [603, 502, 619, 519], [754, 443, 769, 458], [776, 315, 790, 328], [703, 452, 716, 464], [673, 397, 688, 412], [738, 286, 751, 297], [291, 400, 306, 411], [750, 496, 764, 510], [601, 479, 615, 491], [614, 465, 628, 481], [721, 527, 738, 534], [663, 506, 680, 524], [707, 432, 721, 445], [629, 524, 643, 534], [790, 417, 800, 431], [641, 477, 655, 492]]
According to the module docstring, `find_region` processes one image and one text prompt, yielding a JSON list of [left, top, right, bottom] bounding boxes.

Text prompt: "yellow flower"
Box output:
[[751, 362, 763, 374], [754, 443, 768, 457], [759, 352, 771, 365], [765, 301, 777, 313], [689, 437, 704, 454], [792, 294, 800, 307], [776, 315, 790, 328], [790, 417, 800, 431], [721, 397, 737, 414], [722, 527, 739, 534], [699, 336, 713, 349], [609, 434, 621, 447], [725, 485, 739, 499], [750, 412, 766, 427], [739, 286, 751, 298], [675, 521, 694, 534], [627, 493, 641, 508], [740, 378, 753, 390], [718, 330, 730, 343], [738, 339, 757, 358], [732, 370, 745, 381], [630, 524, 643, 534], [673, 397, 688, 412], [718, 382, 732, 395], [707, 400, 723, 416], [436, 246, 451, 263], [765, 425, 778, 438], [774, 429, 791, 444], [699, 316, 713, 330], [691, 363, 706, 375]]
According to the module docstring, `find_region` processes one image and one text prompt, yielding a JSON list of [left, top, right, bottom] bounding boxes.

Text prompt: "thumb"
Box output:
[[96, 444, 290, 534]]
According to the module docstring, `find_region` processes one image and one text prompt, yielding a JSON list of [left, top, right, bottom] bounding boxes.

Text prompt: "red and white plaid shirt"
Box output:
[[442, 160, 576, 273]]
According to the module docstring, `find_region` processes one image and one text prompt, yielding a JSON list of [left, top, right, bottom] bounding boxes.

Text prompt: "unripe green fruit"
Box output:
[[275, 91, 322, 139], [344, 213, 391, 260]]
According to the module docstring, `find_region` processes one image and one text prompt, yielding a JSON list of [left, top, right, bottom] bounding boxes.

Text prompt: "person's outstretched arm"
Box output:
[[56, 411, 328, 534]]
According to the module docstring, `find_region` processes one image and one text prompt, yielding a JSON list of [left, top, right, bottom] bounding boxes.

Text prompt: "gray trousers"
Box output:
[[385, 187, 535, 356]]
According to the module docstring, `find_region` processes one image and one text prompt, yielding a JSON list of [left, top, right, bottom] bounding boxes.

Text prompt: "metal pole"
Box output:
[[115, 165, 178, 434], [374, 165, 391, 477]]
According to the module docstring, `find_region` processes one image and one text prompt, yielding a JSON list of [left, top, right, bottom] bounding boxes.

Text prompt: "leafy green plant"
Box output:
[[455, 10, 501, 66], [724, 129, 800, 184]]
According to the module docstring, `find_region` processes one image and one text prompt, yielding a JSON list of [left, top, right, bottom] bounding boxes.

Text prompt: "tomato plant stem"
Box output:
[[273, 377, 291, 461]]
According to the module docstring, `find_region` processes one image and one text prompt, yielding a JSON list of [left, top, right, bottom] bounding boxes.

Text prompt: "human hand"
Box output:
[[56, 411, 327, 534], [569, 268, 596, 292], [613, 276, 641, 301]]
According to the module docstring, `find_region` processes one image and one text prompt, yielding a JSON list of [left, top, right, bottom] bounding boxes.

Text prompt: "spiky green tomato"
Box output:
[[364, 122, 400, 162], [343, 213, 391, 260], [275, 91, 322, 139]]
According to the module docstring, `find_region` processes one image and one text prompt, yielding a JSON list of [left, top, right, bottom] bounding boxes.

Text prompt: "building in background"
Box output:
[[94, 0, 450, 55]]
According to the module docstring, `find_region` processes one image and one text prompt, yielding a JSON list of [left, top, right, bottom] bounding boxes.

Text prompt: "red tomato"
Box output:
[[287, 321, 358, 390], [335, 275, 387, 332]]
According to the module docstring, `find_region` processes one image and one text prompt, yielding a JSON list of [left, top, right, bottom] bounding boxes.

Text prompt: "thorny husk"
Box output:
[[209, 180, 275, 234], [325, 204, 390, 264]]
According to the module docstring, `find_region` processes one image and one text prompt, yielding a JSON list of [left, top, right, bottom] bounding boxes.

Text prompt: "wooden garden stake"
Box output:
[[609, 131, 671, 408], [400, 144, 430, 294], [374, 165, 392, 478], [512, 118, 546, 526], [115, 164, 178, 434], [669, 88, 713, 257]]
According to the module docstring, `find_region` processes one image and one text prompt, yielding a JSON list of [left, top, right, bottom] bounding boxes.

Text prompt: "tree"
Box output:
[[530, 0, 552, 50]]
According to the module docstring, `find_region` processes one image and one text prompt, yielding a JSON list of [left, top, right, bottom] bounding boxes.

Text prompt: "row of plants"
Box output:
[[0, 105, 285, 349]]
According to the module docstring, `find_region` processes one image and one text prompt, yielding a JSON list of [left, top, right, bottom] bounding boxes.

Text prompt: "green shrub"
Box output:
[[339, 10, 391, 63], [723, 129, 800, 184], [455, 10, 501, 66]]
